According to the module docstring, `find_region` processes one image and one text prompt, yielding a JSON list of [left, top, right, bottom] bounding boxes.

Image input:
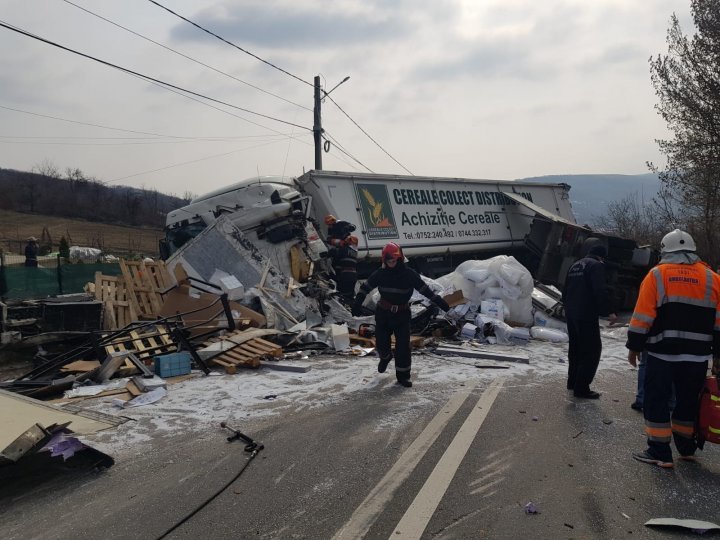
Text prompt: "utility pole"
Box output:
[[313, 75, 323, 170]]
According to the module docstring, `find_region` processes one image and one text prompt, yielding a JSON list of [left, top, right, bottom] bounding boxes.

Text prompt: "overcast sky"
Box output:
[[0, 0, 693, 197]]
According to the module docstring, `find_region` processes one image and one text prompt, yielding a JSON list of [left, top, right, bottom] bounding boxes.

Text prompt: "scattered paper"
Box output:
[[64, 378, 129, 398], [114, 387, 167, 408]]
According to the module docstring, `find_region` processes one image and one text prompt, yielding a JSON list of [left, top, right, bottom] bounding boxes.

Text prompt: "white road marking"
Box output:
[[331, 380, 480, 539], [391, 377, 504, 539]]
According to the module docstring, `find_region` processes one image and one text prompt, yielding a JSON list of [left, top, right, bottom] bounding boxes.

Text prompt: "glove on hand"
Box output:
[[437, 299, 451, 312]]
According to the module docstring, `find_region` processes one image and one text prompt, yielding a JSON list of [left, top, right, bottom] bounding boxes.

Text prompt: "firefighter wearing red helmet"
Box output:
[[352, 242, 450, 387]]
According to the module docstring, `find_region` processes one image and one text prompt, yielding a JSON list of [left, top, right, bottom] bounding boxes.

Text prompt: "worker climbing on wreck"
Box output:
[[352, 242, 450, 388], [324, 214, 359, 301]]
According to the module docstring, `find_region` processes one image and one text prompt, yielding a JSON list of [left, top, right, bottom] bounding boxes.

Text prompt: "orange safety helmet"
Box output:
[[346, 235, 359, 246], [381, 242, 403, 262], [324, 214, 337, 226]]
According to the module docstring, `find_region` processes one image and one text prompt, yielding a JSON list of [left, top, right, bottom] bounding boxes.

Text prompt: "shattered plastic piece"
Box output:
[[532, 416, 539, 421], [43, 434, 86, 460], [524, 502, 539, 514], [645, 518, 720, 533]]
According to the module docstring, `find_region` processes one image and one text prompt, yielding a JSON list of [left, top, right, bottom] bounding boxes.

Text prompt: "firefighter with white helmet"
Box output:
[[627, 228, 720, 468], [352, 242, 450, 387]]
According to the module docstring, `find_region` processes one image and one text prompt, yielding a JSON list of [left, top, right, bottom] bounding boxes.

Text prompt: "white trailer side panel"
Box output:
[[298, 171, 575, 259]]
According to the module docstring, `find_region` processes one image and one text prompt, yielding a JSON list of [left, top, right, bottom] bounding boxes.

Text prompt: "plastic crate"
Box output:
[[154, 352, 192, 378]]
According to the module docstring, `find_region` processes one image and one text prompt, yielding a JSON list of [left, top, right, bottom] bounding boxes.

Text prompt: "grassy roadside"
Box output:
[[0, 209, 163, 257]]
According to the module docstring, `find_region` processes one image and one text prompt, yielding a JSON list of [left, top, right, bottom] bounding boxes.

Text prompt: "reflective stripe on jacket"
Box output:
[[626, 261, 720, 359]]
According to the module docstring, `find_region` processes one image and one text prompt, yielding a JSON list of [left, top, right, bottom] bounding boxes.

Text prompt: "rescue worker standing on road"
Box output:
[[351, 242, 450, 388], [562, 243, 618, 399], [626, 229, 720, 468]]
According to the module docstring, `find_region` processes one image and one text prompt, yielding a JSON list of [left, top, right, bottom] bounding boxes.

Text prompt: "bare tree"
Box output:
[[595, 192, 665, 247], [649, 0, 720, 266], [32, 159, 61, 179]]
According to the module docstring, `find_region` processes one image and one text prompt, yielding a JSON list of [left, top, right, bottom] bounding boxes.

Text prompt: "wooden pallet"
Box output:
[[104, 325, 177, 366], [94, 272, 137, 330], [120, 260, 172, 320], [205, 336, 283, 374]]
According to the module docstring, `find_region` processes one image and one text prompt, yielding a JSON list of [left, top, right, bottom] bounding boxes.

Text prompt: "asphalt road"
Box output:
[[1, 367, 719, 539]]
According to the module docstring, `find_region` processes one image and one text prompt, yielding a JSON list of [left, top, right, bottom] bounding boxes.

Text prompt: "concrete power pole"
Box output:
[[313, 75, 323, 170]]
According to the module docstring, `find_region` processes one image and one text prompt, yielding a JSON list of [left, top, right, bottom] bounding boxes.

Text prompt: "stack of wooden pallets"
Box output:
[[93, 259, 173, 330], [94, 273, 137, 330]]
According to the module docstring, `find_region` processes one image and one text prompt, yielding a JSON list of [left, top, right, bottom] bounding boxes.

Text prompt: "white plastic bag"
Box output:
[[530, 326, 569, 343]]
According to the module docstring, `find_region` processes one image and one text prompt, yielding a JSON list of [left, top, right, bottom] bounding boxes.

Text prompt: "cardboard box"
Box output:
[[158, 284, 266, 337], [443, 290, 468, 307]]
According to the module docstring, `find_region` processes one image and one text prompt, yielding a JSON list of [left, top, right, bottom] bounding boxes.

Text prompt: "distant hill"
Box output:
[[0, 167, 188, 229], [519, 173, 661, 225]]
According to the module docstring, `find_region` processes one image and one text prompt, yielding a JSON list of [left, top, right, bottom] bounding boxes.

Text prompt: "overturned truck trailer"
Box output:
[[161, 170, 654, 311]]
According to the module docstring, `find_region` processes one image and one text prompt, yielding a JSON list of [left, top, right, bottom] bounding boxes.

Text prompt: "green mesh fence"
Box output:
[[1, 262, 122, 300]]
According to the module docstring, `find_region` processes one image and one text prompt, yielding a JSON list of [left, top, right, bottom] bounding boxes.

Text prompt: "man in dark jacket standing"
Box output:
[[562, 244, 617, 398], [352, 242, 449, 388], [24, 237, 39, 267]]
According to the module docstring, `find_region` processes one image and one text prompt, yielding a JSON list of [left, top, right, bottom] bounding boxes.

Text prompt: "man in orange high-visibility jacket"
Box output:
[[627, 229, 720, 469]]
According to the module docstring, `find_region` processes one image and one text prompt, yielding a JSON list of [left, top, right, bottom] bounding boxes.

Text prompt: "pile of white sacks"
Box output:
[[368, 255, 569, 345]]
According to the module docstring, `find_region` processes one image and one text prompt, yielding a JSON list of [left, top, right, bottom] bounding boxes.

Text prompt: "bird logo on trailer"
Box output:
[[356, 184, 398, 240]]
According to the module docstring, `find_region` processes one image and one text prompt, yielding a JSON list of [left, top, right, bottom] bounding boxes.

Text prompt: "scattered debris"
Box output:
[[524, 502, 539, 514], [645, 518, 720, 533]]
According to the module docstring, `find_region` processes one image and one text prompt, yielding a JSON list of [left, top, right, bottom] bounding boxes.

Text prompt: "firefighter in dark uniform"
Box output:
[[333, 235, 359, 301], [562, 243, 617, 398], [324, 215, 359, 301], [352, 242, 450, 388]]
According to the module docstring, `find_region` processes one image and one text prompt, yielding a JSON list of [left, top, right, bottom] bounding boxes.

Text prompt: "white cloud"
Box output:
[[0, 0, 694, 195]]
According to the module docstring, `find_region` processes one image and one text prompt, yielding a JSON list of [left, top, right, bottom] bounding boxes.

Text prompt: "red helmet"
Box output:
[[324, 214, 337, 226], [381, 242, 403, 262]]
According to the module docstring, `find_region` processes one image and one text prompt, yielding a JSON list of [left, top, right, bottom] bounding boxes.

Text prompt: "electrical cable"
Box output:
[[155, 428, 263, 540], [146, 0, 312, 88], [325, 94, 413, 175], [323, 130, 374, 172], [0, 20, 310, 132], [62, 0, 310, 112], [105, 134, 311, 184]]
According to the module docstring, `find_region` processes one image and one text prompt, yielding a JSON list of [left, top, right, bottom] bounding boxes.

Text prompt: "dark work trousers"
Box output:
[[566, 317, 601, 393], [644, 354, 707, 461], [336, 271, 358, 301], [374, 307, 412, 382]]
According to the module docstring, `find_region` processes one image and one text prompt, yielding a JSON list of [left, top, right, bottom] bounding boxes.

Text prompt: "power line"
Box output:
[[0, 104, 293, 140], [323, 131, 374, 173], [0, 20, 310, 132], [146, 0, 312, 88], [325, 94, 413, 175], [106, 134, 312, 184], [62, 0, 310, 112]]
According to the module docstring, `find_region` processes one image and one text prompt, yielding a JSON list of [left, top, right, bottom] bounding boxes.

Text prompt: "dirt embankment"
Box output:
[[0, 210, 163, 257]]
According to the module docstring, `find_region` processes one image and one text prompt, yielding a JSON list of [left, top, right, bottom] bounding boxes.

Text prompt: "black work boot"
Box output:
[[396, 378, 412, 388], [377, 354, 392, 373]]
